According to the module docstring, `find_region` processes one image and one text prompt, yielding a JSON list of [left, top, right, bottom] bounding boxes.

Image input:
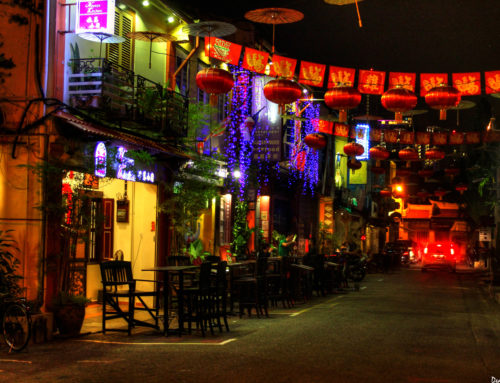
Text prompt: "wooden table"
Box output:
[[227, 260, 256, 314], [142, 265, 198, 336]]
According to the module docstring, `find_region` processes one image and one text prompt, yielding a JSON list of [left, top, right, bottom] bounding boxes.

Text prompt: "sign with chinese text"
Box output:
[[76, 0, 115, 35], [314, 119, 333, 135], [299, 61, 326, 87], [242, 47, 269, 74], [465, 131, 481, 144], [384, 130, 398, 143], [268, 55, 297, 79], [399, 130, 414, 145], [432, 132, 448, 145], [358, 69, 385, 95], [370, 127, 382, 142], [327, 65, 355, 88], [416, 131, 431, 145], [420, 73, 447, 96], [452, 72, 481, 95], [355, 123, 369, 160], [334, 123, 349, 137], [449, 131, 464, 145], [485, 70, 500, 94], [205, 37, 242, 65], [388, 72, 416, 91]]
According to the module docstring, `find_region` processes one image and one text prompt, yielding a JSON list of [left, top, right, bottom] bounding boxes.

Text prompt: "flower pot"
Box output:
[[54, 303, 85, 337]]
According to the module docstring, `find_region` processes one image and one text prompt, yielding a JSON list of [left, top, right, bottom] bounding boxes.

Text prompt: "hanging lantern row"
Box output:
[[263, 78, 302, 113], [196, 68, 234, 106], [425, 146, 445, 160], [324, 86, 362, 123], [398, 147, 419, 167], [343, 142, 364, 157], [381, 86, 417, 123], [424, 84, 461, 120], [304, 133, 327, 150]]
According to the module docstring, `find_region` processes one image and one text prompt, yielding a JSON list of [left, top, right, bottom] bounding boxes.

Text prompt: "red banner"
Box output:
[[485, 70, 500, 94], [483, 130, 500, 143], [299, 61, 326, 88], [388, 72, 416, 91], [313, 119, 334, 135], [420, 73, 448, 96], [415, 132, 431, 145], [449, 131, 464, 145], [384, 130, 398, 143], [205, 37, 242, 65], [358, 69, 386, 95], [433, 132, 448, 145], [269, 55, 297, 79], [399, 130, 414, 145], [327, 65, 356, 88], [452, 72, 481, 95], [465, 131, 481, 144], [370, 128, 382, 142], [334, 123, 349, 137], [242, 47, 269, 74]]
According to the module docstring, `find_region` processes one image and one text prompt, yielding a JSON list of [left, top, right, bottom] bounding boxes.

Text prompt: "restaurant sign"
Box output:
[[76, 0, 115, 35]]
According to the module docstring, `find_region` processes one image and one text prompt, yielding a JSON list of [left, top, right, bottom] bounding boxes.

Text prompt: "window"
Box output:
[[175, 47, 189, 96], [107, 8, 135, 69]]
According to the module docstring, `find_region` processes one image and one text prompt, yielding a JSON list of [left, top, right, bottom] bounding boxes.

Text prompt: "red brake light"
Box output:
[[424, 247, 428, 254]]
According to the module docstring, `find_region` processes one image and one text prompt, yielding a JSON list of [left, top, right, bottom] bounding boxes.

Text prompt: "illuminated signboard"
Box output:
[[76, 0, 115, 35], [355, 123, 369, 160], [94, 142, 155, 183]]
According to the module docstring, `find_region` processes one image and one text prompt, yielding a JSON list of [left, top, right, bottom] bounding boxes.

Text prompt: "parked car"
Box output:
[[383, 240, 420, 266], [421, 242, 457, 272]]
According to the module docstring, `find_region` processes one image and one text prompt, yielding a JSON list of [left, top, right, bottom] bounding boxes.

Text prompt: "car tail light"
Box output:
[[450, 248, 454, 255], [424, 247, 428, 254]]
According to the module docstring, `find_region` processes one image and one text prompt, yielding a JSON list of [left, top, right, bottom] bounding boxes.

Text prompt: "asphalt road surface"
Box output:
[[1, 267, 499, 383]]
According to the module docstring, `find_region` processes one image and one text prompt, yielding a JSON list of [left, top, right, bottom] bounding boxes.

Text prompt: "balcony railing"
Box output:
[[67, 58, 188, 140]]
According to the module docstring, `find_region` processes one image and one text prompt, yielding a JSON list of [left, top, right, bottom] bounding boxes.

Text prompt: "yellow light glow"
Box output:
[[395, 185, 403, 193]]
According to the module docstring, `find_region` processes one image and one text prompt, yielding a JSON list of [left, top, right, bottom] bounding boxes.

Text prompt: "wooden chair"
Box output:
[[100, 260, 160, 335], [182, 262, 213, 336], [211, 261, 229, 332]]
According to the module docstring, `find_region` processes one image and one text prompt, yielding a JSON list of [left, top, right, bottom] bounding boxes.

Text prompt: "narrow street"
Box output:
[[1, 267, 499, 383]]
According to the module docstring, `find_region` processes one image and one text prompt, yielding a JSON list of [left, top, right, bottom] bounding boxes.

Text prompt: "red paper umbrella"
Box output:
[[380, 188, 392, 198], [425, 84, 461, 120], [396, 168, 412, 177], [418, 168, 434, 179], [398, 147, 419, 167], [455, 183, 467, 195], [425, 146, 445, 160], [417, 189, 430, 199], [196, 68, 234, 106], [444, 167, 460, 179], [324, 86, 362, 123], [381, 86, 417, 123], [370, 166, 385, 175], [304, 133, 327, 150], [344, 142, 364, 157], [264, 79, 302, 113], [369, 145, 390, 166], [347, 159, 362, 173]]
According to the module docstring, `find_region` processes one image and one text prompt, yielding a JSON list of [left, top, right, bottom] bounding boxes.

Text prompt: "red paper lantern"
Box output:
[[396, 168, 412, 177], [304, 133, 327, 150], [344, 142, 364, 157], [380, 188, 392, 198], [444, 167, 460, 178], [398, 147, 419, 167], [425, 146, 445, 160], [417, 189, 430, 199], [455, 183, 467, 195], [370, 166, 385, 175], [418, 168, 434, 179], [381, 86, 417, 122], [196, 68, 234, 106], [324, 86, 362, 123], [347, 159, 362, 173], [425, 84, 461, 120], [434, 188, 448, 200], [264, 79, 302, 113], [369, 145, 390, 166]]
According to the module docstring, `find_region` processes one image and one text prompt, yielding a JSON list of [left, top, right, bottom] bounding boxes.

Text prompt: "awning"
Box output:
[[54, 111, 189, 158]]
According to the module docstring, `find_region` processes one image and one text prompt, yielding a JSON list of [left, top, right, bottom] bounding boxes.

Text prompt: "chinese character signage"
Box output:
[[268, 55, 297, 79], [485, 70, 500, 94], [76, 0, 115, 35], [452, 72, 481, 96], [299, 60, 326, 88], [358, 69, 385, 95], [205, 37, 242, 65], [389, 72, 416, 91], [242, 47, 269, 74], [327, 65, 355, 88], [420, 73, 447, 96]]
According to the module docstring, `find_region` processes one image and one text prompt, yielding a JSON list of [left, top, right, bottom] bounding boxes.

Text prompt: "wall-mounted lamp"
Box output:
[[167, 15, 175, 23], [142, 0, 150, 6], [117, 3, 127, 10]]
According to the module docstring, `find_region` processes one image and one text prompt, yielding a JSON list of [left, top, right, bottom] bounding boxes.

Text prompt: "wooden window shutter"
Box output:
[[107, 8, 135, 70], [102, 198, 114, 260]]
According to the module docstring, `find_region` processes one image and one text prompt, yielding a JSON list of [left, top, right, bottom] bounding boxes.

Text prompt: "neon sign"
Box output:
[[76, 0, 115, 35], [355, 123, 369, 160], [94, 142, 107, 177]]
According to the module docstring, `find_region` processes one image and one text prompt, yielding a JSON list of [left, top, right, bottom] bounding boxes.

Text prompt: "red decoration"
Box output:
[[304, 133, 327, 150], [398, 147, 419, 167], [358, 69, 386, 95], [425, 147, 445, 160], [432, 132, 448, 145], [452, 72, 481, 96], [388, 72, 416, 91], [424, 84, 461, 120], [465, 132, 481, 144], [370, 166, 385, 175], [434, 188, 447, 200], [380, 188, 392, 198], [449, 131, 464, 145], [242, 47, 269, 74], [369, 145, 389, 166], [384, 130, 399, 144], [324, 86, 362, 123], [485, 70, 500, 94], [299, 60, 326, 88], [381, 86, 417, 122], [269, 55, 297, 79], [343, 142, 364, 157], [420, 73, 448, 96], [263, 79, 302, 113], [396, 168, 411, 177], [444, 167, 460, 179], [327, 65, 356, 88], [196, 68, 234, 106], [347, 159, 362, 173], [455, 183, 467, 195], [418, 168, 434, 179], [370, 128, 382, 142], [399, 131, 415, 145]]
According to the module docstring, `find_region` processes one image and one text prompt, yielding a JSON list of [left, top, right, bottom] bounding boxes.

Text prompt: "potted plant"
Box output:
[[0, 230, 23, 297]]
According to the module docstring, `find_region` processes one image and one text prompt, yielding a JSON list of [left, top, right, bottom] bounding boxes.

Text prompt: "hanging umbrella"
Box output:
[[77, 32, 125, 59], [126, 31, 178, 69], [182, 21, 236, 38], [244, 8, 304, 54]]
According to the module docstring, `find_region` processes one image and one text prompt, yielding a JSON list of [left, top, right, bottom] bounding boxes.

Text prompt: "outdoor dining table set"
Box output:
[[99, 255, 345, 337]]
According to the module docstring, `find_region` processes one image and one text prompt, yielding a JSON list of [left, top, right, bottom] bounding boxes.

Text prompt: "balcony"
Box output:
[[67, 58, 188, 141]]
